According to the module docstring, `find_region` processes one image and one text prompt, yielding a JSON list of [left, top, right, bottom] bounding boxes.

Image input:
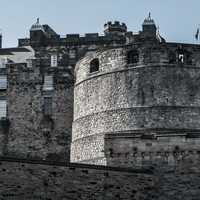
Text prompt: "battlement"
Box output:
[[104, 21, 127, 36]]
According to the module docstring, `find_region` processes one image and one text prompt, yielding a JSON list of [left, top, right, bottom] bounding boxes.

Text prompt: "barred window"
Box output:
[[51, 54, 57, 67], [0, 100, 6, 118], [43, 75, 53, 91], [0, 76, 7, 90], [43, 96, 52, 116]]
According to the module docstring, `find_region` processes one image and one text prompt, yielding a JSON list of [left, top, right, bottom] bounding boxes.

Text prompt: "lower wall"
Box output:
[[105, 132, 200, 168], [0, 158, 154, 200], [0, 157, 200, 200]]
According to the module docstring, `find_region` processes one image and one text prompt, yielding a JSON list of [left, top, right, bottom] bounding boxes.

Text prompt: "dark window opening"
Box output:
[[43, 96, 52, 116], [177, 47, 185, 63], [186, 53, 193, 65], [169, 52, 176, 64], [90, 58, 99, 73], [127, 50, 139, 64], [178, 54, 184, 63]]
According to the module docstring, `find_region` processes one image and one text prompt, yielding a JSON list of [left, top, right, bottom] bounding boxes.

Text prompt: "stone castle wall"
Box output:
[[0, 155, 200, 200], [105, 133, 200, 167], [71, 44, 200, 165], [4, 61, 74, 161]]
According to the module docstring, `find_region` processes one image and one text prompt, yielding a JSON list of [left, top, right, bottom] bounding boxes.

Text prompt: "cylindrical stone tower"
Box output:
[[71, 44, 200, 166]]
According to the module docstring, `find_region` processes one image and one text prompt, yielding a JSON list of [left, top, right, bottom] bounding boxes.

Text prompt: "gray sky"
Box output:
[[1, 0, 200, 47]]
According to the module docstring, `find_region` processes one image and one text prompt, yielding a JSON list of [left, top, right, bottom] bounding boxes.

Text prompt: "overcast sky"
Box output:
[[1, 0, 200, 47]]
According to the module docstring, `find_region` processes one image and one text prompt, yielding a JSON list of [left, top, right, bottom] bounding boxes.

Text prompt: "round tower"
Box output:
[[71, 38, 200, 167]]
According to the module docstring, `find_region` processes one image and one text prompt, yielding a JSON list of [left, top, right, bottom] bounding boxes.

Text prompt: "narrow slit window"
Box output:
[[69, 49, 76, 59], [90, 58, 99, 73], [43, 75, 53, 91], [177, 47, 184, 63], [0, 57, 7, 68], [27, 59, 33, 68], [0, 100, 7, 118], [51, 54, 58, 67], [0, 76, 7, 90], [43, 96, 52, 116]]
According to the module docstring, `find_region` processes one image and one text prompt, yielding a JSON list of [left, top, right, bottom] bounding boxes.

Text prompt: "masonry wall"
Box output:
[[0, 155, 200, 200], [71, 45, 200, 164], [0, 119, 9, 156], [105, 133, 200, 167], [6, 61, 73, 161]]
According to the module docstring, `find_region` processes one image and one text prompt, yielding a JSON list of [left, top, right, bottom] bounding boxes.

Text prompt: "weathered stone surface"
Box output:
[[0, 156, 199, 200], [4, 61, 74, 161], [71, 44, 200, 165], [1, 16, 200, 199]]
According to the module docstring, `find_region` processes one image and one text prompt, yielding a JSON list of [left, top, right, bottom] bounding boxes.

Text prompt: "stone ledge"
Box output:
[[0, 156, 153, 174], [75, 63, 200, 86]]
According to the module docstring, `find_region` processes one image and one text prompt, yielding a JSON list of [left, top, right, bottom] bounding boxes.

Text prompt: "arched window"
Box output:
[[169, 51, 176, 64], [177, 47, 184, 63], [127, 50, 139, 64], [177, 48, 193, 65], [90, 58, 99, 73], [186, 53, 192, 65]]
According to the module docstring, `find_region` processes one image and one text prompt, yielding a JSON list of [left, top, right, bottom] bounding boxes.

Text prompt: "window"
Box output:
[[90, 58, 99, 73], [127, 50, 139, 64], [186, 53, 192, 65], [178, 54, 184, 63], [169, 52, 176, 64], [43, 96, 52, 116], [0, 57, 7, 68], [177, 46, 184, 63], [51, 54, 57, 67], [27, 59, 33, 68], [69, 49, 76, 59], [0, 76, 7, 90], [43, 75, 53, 91], [0, 100, 6, 118]]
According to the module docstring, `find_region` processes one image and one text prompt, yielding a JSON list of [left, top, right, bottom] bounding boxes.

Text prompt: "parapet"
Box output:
[[104, 21, 127, 36]]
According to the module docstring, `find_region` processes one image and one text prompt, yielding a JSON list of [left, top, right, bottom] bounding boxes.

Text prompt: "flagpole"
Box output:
[[195, 24, 200, 44]]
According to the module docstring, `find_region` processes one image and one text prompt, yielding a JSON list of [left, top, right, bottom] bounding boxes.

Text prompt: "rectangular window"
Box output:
[[0, 76, 7, 90], [51, 54, 58, 67], [43, 75, 53, 91], [44, 96, 52, 116], [0, 100, 7, 118], [27, 59, 32, 68], [69, 50, 76, 59], [0, 57, 7, 68]]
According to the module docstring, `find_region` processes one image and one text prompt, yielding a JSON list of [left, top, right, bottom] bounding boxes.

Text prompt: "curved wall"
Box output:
[[71, 47, 200, 164]]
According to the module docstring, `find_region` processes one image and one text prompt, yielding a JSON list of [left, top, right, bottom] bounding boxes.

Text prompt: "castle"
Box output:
[[0, 14, 200, 199]]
